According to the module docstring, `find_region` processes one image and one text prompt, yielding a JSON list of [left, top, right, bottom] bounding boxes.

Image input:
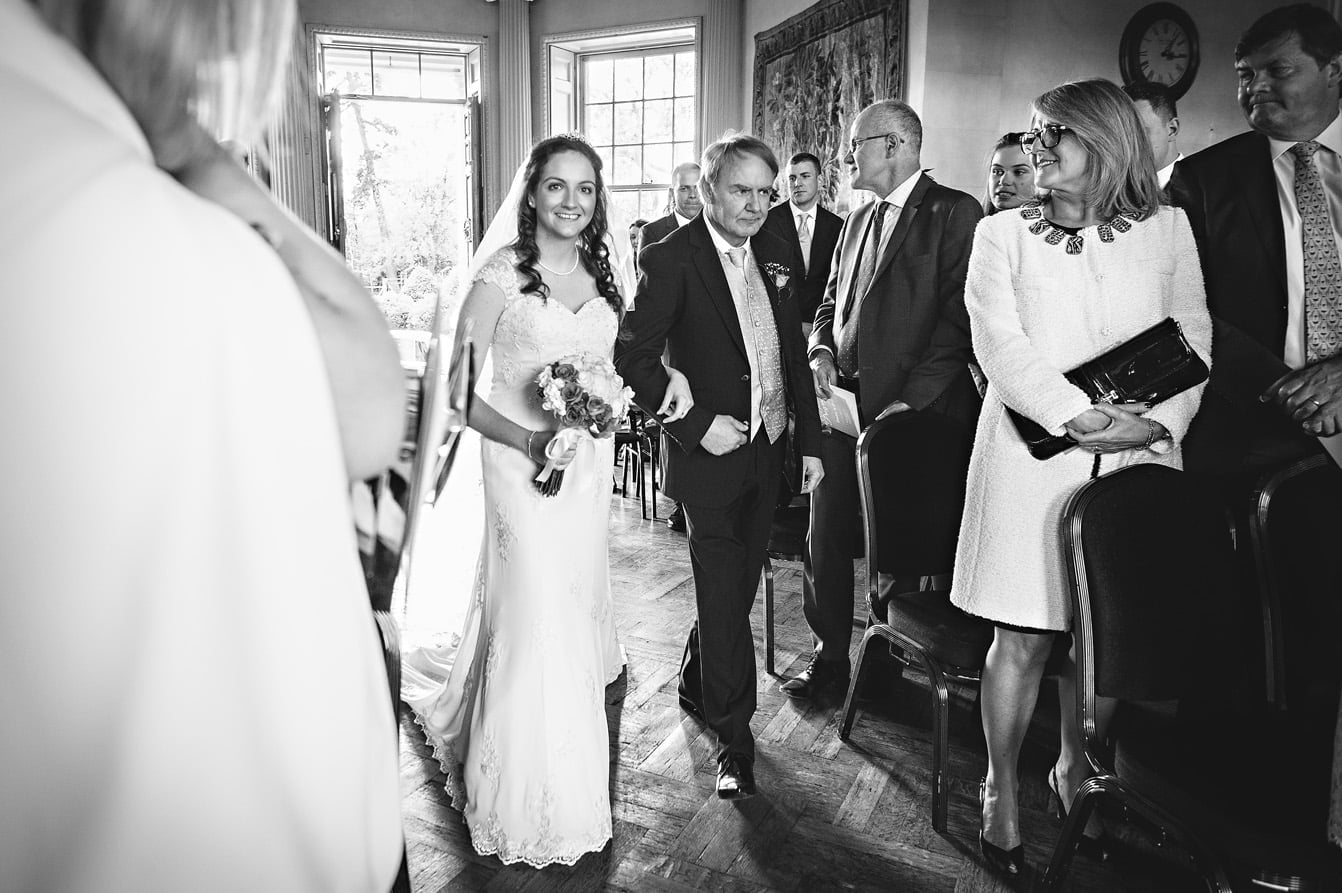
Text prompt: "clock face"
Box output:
[[1138, 19, 1191, 87], [1120, 3, 1201, 100]]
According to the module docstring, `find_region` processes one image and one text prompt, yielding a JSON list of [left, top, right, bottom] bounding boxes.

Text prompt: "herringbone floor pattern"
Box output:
[[398, 488, 1203, 892]]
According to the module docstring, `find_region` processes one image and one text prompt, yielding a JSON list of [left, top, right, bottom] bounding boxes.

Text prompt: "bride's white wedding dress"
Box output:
[[401, 248, 624, 868]]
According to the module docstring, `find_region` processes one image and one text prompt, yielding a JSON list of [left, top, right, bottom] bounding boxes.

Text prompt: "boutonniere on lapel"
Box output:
[[761, 262, 791, 302]]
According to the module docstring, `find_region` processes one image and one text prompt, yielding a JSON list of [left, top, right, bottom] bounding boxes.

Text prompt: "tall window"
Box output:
[[580, 46, 696, 224]]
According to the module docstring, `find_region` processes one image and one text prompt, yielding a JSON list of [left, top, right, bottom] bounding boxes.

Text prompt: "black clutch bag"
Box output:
[[1005, 317, 1208, 460]]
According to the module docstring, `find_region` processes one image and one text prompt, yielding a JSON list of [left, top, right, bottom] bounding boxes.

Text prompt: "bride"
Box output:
[[401, 134, 692, 867]]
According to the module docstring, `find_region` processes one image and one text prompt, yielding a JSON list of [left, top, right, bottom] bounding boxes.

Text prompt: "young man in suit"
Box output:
[[616, 135, 824, 799], [1170, 3, 1341, 474], [1123, 82, 1183, 190], [762, 152, 844, 328], [784, 99, 982, 699]]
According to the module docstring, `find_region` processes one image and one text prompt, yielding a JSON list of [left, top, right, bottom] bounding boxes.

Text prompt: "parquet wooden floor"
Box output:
[[398, 489, 1206, 892]]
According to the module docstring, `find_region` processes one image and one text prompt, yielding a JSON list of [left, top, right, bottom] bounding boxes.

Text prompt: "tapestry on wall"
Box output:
[[752, 0, 907, 214]]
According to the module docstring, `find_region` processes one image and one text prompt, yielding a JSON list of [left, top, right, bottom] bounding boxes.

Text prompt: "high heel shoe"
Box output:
[[1047, 766, 1111, 862], [978, 780, 1026, 878]]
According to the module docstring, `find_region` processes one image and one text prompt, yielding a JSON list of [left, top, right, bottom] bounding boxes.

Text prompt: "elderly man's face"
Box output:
[[1236, 32, 1342, 141], [702, 153, 773, 246]]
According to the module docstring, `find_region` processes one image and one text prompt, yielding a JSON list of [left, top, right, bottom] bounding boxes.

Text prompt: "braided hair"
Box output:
[[513, 134, 624, 322]]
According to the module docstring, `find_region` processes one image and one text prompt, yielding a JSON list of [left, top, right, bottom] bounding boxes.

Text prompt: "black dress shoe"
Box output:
[[716, 754, 756, 800], [779, 652, 850, 699], [666, 504, 686, 532], [978, 780, 1026, 878]]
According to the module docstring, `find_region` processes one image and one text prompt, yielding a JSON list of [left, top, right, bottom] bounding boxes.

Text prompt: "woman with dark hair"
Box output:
[[401, 135, 692, 867], [983, 131, 1036, 215], [950, 79, 1211, 877]]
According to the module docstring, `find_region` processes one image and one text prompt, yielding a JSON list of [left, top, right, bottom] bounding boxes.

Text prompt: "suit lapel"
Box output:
[[867, 172, 930, 289], [1241, 134, 1288, 297], [688, 218, 748, 359]]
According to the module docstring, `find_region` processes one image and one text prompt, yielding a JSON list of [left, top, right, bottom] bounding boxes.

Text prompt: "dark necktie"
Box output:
[[837, 201, 889, 377], [1291, 141, 1342, 363]]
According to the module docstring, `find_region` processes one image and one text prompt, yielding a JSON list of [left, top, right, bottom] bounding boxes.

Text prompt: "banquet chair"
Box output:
[[1247, 454, 1342, 713], [1041, 464, 1342, 892], [836, 411, 991, 833], [616, 407, 660, 520]]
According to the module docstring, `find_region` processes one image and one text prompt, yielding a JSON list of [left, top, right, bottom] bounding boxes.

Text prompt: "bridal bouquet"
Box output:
[[534, 354, 635, 496]]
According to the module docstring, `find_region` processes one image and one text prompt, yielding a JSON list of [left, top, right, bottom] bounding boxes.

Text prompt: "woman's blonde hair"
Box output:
[[1031, 78, 1162, 220], [33, 0, 295, 166]]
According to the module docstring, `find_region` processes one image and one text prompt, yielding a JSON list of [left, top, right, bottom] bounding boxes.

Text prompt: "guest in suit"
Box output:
[[639, 161, 702, 247], [1123, 83, 1183, 190], [956, 78, 1210, 879], [983, 132, 1036, 215], [616, 134, 824, 800], [1170, 3, 1342, 472], [762, 152, 844, 327], [641, 162, 703, 533], [786, 99, 983, 699], [630, 218, 649, 257]]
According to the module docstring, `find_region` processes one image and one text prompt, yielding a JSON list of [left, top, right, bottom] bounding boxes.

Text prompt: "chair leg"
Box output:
[[763, 556, 775, 677], [840, 624, 883, 739], [923, 658, 952, 833]]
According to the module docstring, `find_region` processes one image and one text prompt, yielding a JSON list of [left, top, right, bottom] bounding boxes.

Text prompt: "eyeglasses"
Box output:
[[1019, 124, 1073, 152], [848, 131, 902, 154]]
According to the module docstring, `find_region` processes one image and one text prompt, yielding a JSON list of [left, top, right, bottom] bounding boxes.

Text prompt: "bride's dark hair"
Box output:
[[513, 134, 624, 320]]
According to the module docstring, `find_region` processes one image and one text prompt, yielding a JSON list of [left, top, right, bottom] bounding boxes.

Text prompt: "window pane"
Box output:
[[595, 146, 614, 180], [644, 53, 674, 99], [641, 189, 668, 220], [615, 145, 643, 184], [324, 47, 372, 94], [673, 141, 695, 169], [644, 143, 672, 184], [421, 54, 465, 100], [673, 98, 695, 143], [371, 51, 421, 98], [584, 104, 613, 146], [585, 57, 613, 103], [613, 101, 643, 145], [675, 51, 695, 96], [608, 191, 641, 226], [644, 99, 673, 142], [613, 56, 644, 101]]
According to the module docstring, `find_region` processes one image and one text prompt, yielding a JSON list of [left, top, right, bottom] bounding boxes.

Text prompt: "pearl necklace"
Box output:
[[537, 250, 580, 276]]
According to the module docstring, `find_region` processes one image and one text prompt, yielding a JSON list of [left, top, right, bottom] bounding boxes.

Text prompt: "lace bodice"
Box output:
[[476, 249, 618, 429]]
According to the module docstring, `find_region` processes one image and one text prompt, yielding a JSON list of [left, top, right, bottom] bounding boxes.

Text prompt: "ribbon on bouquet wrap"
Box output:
[[534, 427, 589, 483]]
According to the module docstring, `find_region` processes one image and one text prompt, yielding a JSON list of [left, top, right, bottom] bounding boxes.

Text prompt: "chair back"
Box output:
[[1062, 465, 1239, 750], [857, 411, 972, 581], [1249, 455, 1342, 710]]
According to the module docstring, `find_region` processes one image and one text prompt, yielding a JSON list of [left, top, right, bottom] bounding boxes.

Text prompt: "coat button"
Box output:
[[741, 374, 750, 381]]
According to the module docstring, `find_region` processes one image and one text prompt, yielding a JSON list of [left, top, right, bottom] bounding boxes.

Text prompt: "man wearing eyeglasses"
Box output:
[[783, 99, 983, 698]]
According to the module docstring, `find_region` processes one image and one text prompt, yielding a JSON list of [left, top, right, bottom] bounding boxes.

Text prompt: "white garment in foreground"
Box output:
[[0, 2, 402, 890], [401, 250, 625, 868], [950, 204, 1212, 630]]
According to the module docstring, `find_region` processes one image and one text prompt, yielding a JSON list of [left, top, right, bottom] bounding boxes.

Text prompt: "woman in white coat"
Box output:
[[950, 78, 1211, 878]]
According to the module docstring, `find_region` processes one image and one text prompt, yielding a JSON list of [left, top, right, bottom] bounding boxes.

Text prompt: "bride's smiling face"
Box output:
[[531, 150, 598, 242]]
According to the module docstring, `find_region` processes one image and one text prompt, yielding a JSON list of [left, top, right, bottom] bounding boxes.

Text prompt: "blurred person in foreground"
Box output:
[[0, 0, 406, 890], [952, 79, 1210, 878], [983, 131, 1037, 215]]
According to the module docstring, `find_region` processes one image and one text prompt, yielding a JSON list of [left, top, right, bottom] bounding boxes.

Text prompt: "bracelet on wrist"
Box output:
[[1141, 419, 1159, 450], [526, 430, 537, 460]]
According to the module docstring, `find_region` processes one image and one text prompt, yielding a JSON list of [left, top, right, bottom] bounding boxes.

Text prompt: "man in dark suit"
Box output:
[[641, 161, 704, 534], [638, 161, 702, 247], [616, 135, 824, 799], [1169, 3, 1341, 474], [762, 152, 844, 327], [1169, 4, 1342, 710], [783, 99, 982, 699]]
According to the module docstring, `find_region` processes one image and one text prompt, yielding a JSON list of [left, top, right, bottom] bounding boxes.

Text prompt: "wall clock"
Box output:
[[1119, 2, 1200, 100]]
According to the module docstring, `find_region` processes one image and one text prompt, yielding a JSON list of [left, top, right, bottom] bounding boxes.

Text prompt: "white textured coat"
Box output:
[[950, 205, 1212, 629]]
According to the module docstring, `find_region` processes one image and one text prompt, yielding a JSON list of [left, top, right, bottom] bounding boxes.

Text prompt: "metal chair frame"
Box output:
[[836, 413, 985, 833]]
